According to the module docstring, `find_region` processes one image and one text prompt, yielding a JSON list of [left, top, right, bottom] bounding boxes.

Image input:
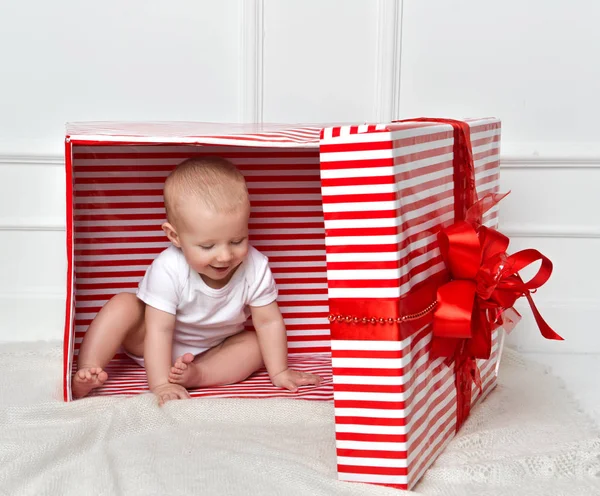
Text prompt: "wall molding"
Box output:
[[501, 156, 600, 169], [1, 152, 599, 170], [373, 0, 403, 123], [238, 0, 264, 124], [0, 290, 64, 299], [501, 224, 600, 239], [0, 154, 63, 167], [3, 222, 599, 238], [0, 222, 65, 232]]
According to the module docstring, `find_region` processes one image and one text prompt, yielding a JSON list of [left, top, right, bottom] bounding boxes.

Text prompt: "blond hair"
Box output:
[[163, 157, 249, 226]]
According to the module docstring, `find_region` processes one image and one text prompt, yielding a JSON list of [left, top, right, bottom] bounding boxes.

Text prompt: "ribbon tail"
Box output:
[[525, 292, 564, 341], [467, 310, 493, 359], [470, 360, 483, 394]]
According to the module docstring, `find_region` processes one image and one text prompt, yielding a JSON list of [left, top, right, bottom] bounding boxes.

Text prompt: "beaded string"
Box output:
[[328, 301, 437, 325]]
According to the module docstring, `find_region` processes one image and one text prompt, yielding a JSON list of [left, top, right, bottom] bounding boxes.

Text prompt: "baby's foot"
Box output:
[[72, 367, 108, 399], [168, 353, 201, 388]]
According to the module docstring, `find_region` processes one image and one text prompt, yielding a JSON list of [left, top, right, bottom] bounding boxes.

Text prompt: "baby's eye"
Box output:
[[199, 245, 214, 250], [231, 238, 246, 245]]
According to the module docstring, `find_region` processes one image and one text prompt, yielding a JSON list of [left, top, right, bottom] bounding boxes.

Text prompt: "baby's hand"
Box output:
[[152, 382, 190, 406], [270, 368, 322, 392]]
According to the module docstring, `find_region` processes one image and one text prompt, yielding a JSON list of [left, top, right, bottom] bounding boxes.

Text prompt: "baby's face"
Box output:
[[175, 202, 250, 289]]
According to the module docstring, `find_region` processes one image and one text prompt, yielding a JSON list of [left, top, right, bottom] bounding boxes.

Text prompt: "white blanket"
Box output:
[[0, 342, 599, 496]]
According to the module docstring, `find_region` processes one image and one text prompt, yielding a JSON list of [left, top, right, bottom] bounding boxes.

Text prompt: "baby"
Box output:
[[72, 157, 322, 404]]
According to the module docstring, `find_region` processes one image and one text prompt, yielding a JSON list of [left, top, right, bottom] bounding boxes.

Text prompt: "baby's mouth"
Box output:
[[210, 265, 230, 273]]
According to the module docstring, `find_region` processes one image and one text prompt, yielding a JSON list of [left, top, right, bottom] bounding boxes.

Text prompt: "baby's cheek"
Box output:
[[190, 252, 210, 268], [239, 247, 250, 260]]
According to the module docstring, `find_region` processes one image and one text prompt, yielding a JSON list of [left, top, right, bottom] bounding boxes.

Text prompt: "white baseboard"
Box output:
[[0, 293, 65, 342]]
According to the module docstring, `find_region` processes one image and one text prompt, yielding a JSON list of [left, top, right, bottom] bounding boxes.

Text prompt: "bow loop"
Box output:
[[437, 221, 481, 280], [501, 249, 553, 291], [478, 226, 510, 262]]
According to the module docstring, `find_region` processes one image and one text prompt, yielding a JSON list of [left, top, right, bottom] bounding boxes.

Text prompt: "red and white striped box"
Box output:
[[320, 119, 502, 489], [63, 119, 502, 490]]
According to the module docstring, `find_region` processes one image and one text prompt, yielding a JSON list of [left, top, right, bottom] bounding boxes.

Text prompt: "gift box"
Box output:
[[323, 118, 502, 488], [63, 119, 558, 490]]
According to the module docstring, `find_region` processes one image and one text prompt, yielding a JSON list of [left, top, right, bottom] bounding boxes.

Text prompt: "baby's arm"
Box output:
[[144, 305, 190, 405], [250, 302, 321, 392]]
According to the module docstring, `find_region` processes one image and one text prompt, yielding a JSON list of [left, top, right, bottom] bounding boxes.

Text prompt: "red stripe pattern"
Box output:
[[67, 142, 332, 399], [90, 353, 333, 400], [321, 118, 501, 489]]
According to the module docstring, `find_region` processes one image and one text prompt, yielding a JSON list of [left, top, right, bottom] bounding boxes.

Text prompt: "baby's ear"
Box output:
[[162, 222, 181, 247]]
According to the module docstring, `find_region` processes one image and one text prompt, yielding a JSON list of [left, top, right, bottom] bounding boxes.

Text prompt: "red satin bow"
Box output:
[[432, 194, 563, 361]]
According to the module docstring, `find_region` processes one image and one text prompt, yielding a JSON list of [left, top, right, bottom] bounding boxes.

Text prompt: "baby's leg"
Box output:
[[168, 331, 263, 389], [73, 292, 146, 398]]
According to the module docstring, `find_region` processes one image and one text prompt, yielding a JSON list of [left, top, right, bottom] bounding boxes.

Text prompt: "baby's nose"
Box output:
[[216, 246, 233, 262]]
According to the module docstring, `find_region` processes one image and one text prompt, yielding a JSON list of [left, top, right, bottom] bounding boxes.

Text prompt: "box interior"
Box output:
[[69, 143, 333, 398]]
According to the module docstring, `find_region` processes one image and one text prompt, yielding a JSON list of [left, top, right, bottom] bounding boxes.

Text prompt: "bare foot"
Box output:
[[72, 367, 108, 399], [168, 353, 202, 388]]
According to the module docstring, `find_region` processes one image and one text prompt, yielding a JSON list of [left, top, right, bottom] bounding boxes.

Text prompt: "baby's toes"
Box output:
[[170, 366, 184, 376], [168, 374, 183, 384], [308, 374, 322, 385], [97, 370, 108, 383]]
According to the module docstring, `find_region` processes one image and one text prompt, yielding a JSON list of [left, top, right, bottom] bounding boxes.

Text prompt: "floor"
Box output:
[[523, 352, 600, 426]]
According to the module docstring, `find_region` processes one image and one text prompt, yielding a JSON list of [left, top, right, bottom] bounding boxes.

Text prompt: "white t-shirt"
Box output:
[[136, 245, 278, 361]]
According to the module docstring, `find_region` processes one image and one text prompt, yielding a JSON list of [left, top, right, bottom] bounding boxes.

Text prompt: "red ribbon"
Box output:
[[394, 118, 562, 432], [394, 117, 477, 221]]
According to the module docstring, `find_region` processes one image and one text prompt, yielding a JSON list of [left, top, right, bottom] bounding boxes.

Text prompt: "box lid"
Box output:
[[65, 118, 499, 147], [66, 121, 330, 148]]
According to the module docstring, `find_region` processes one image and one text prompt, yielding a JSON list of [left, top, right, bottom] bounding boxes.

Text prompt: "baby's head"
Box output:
[[162, 157, 251, 287], [163, 157, 250, 226]]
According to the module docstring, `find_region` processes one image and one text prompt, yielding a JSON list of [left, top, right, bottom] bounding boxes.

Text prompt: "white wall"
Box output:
[[0, 0, 596, 354], [399, 0, 600, 353]]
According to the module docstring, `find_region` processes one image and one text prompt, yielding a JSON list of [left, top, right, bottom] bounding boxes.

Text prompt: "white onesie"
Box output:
[[131, 244, 278, 366]]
